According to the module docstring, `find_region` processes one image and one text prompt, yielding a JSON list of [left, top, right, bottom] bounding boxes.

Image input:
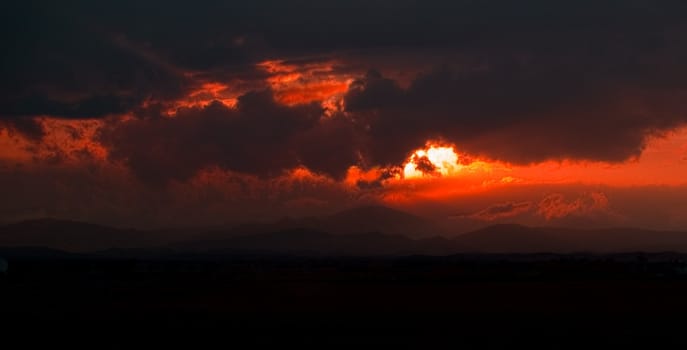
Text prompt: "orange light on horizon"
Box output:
[[378, 128, 687, 203]]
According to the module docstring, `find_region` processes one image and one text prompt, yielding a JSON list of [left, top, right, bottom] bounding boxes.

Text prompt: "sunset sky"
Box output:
[[2, 0, 687, 230]]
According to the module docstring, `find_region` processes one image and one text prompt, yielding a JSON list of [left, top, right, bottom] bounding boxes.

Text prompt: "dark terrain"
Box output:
[[3, 210, 687, 347], [2, 250, 687, 347]]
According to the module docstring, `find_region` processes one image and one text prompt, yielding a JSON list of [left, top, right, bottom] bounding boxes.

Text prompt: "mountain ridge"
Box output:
[[3, 207, 687, 254]]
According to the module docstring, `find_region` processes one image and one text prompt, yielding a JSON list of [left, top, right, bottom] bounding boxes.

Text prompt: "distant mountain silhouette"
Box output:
[[325, 205, 432, 237], [4, 217, 687, 255], [203, 205, 435, 240], [452, 224, 687, 253], [0, 218, 187, 252]]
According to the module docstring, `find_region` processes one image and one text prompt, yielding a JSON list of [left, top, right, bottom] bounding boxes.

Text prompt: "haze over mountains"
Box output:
[[214, 205, 434, 239], [2, 206, 687, 256]]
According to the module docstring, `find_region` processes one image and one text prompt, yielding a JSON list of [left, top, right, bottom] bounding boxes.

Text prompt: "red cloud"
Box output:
[[537, 192, 610, 220]]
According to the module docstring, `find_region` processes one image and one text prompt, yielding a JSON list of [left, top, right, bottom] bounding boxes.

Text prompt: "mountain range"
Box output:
[[2, 206, 687, 256]]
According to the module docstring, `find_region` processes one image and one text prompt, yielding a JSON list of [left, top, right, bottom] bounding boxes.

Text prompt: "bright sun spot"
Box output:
[[403, 145, 462, 178]]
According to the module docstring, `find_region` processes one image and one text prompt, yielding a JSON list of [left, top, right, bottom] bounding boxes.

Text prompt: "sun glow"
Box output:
[[403, 145, 462, 178], [402, 143, 507, 180]]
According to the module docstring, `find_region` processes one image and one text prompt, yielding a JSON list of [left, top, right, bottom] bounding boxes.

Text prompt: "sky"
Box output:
[[1, 0, 687, 230]]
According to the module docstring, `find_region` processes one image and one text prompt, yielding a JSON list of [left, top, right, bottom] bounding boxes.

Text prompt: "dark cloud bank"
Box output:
[[2, 0, 687, 183]]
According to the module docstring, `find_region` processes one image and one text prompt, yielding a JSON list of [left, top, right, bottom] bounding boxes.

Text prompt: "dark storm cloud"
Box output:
[[98, 90, 361, 183], [1, 1, 193, 138], [1, 94, 141, 119], [3, 0, 687, 177], [291, 113, 362, 179], [345, 58, 687, 166]]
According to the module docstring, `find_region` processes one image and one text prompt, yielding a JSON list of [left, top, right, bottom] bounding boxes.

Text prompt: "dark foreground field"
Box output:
[[2, 253, 687, 348]]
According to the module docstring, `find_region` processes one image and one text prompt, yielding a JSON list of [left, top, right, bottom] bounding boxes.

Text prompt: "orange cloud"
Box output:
[[537, 192, 609, 220], [168, 81, 239, 113], [0, 128, 33, 162], [460, 201, 534, 221], [161, 59, 354, 119], [256, 59, 353, 108], [0, 118, 107, 165]]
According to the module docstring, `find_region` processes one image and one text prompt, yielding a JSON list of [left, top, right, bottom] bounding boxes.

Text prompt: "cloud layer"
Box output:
[[2, 1, 687, 227], [3, 1, 687, 179]]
